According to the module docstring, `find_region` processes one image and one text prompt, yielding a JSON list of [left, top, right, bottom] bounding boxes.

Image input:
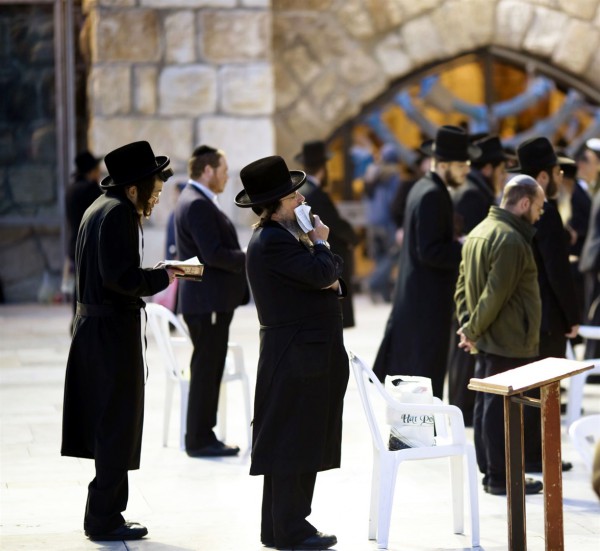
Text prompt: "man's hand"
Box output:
[[566, 324, 580, 339], [457, 326, 475, 353], [165, 266, 185, 284], [307, 214, 330, 242]]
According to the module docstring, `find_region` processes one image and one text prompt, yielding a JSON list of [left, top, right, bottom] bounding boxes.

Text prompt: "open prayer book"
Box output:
[[158, 256, 204, 281]]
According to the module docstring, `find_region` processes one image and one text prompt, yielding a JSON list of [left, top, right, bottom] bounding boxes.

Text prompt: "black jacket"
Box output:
[[61, 191, 169, 470]]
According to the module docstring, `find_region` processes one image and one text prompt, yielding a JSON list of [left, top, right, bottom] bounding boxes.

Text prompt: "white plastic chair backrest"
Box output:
[[348, 350, 461, 452], [566, 340, 576, 360], [568, 414, 600, 472], [145, 303, 190, 381], [578, 325, 600, 340]]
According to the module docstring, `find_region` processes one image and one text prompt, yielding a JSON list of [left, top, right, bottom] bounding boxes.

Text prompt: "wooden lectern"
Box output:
[[468, 357, 593, 550]]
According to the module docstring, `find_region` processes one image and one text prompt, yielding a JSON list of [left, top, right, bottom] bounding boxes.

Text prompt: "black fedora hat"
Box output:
[[472, 135, 509, 164], [294, 140, 332, 166], [419, 125, 481, 162], [100, 141, 170, 190], [75, 150, 102, 174], [508, 136, 570, 174], [235, 156, 306, 208]]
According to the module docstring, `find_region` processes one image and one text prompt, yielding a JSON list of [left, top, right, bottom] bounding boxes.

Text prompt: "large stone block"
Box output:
[[89, 66, 131, 115], [273, 61, 300, 110], [281, 44, 321, 86], [134, 66, 158, 115], [495, 1, 534, 49], [374, 32, 413, 78], [165, 11, 196, 64], [432, 0, 494, 55], [396, 0, 441, 20], [275, 0, 332, 8], [8, 165, 55, 206], [553, 20, 600, 74], [400, 16, 446, 67], [196, 116, 274, 170], [220, 64, 274, 115], [523, 7, 569, 57], [89, 118, 193, 173], [587, 48, 600, 90], [158, 65, 217, 116], [202, 11, 270, 62], [558, 0, 600, 20], [95, 10, 160, 62], [337, 1, 376, 38]]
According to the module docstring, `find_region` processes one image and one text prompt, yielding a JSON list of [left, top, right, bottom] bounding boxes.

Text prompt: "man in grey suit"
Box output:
[[174, 145, 249, 457]]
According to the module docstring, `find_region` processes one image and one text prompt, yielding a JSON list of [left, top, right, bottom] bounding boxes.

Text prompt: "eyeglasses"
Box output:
[[281, 191, 299, 202]]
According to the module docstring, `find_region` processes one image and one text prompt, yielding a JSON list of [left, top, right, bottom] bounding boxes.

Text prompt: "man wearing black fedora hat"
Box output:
[[373, 125, 480, 399], [295, 140, 359, 327], [511, 136, 579, 473], [448, 134, 509, 425], [64, 150, 104, 330], [236, 155, 349, 551], [61, 141, 183, 541]]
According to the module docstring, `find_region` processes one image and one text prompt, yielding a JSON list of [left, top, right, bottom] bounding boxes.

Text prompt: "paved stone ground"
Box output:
[[1, 296, 599, 550]]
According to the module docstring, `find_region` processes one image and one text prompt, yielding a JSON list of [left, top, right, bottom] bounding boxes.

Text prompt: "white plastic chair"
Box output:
[[564, 326, 600, 426], [145, 303, 252, 451], [348, 350, 479, 549], [568, 414, 600, 472]]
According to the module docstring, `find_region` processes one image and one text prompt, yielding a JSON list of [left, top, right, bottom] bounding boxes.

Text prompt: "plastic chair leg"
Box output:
[[376, 456, 398, 549], [466, 445, 480, 547], [449, 455, 464, 534], [369, 452, 380, 541], [566, 372, 586, 426], [179, 380, 189, 451], [163, 379, 175, 447]]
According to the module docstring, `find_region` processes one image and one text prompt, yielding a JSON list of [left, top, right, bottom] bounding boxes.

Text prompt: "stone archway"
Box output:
[[273, 0, 600, 163]]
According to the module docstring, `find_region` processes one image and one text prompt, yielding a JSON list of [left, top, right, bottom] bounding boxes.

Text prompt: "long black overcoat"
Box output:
[[373, 172, 462, 398], [299, 177, 359, 327], [61, 191, 169, 470], [246, 221, 349, 476]]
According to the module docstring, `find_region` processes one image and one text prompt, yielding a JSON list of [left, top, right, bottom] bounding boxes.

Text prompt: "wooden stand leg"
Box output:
[[541, 382, 564, 550], [505, 395, 526, 550]]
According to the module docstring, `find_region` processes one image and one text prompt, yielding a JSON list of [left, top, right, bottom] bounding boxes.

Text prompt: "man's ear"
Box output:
[[125, 185, 138, 202]]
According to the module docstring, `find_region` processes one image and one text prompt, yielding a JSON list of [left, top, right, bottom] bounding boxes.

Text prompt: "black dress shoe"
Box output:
[[186, 440, 240, 457], [85, 521, 148, 541], [277, 531, 337, 550], [525, 460, 573, 473], [485, 477, 543, 496]]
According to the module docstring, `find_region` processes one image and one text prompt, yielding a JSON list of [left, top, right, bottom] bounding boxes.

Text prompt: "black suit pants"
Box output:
[[261, 473, 317, 547], [473, 352, 534, 487], [84, 462, 128, 535], [184, 311, 233, 450]]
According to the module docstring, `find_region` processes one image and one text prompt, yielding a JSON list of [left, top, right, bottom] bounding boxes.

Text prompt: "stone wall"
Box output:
[[273, 0, 600, 163]]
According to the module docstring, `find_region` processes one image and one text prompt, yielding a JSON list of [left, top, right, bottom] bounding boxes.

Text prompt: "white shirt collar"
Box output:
[[189, 179, 219, 208]]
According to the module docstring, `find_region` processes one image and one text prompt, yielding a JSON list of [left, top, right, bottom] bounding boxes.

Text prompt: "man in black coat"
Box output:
[[373, 125, 481, 399], [235, 155, 348, 551], [64, 150, 103, 330], [296, 140, 359, 327], [511, 137, 580, 471], [61, 141, 183, 541], [448, 135, 508, 425], [174, 145, 249, 457]]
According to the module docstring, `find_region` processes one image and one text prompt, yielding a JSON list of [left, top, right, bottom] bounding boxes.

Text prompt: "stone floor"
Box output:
[[1, 295, 599, 550]]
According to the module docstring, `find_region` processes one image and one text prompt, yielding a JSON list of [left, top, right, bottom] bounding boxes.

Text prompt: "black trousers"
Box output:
[[183, 311, 233, 450], [522, 331, 568, 467], [473, 352, 536, 487], [261, 473, 317, 547], [447, 318, 476, 426], [84, 462, 128, 535]]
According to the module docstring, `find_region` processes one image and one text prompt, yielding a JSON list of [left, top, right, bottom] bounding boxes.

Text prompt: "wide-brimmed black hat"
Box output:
[[419, 125, 481, 162], [235, 155, 306, 208], [294, 140, 332, 166], [75, 150, 102, 174], [100, 141, 170, 190], [509, 137, 573, 174], [472, 135, 510, 164]]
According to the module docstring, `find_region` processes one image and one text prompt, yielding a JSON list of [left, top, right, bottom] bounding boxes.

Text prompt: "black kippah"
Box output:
[[192, 145, 217, 157]]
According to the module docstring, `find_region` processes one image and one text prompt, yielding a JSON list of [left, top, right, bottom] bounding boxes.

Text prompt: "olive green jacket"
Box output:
[[454, 206, 541, 358]]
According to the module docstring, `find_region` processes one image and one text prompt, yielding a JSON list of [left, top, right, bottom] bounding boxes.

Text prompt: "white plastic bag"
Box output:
[[385, 375, 435, 450]]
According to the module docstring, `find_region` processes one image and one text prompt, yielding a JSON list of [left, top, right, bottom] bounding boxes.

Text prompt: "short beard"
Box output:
[[545, 174, 558, 200], [444, 167, 463, 189], [277, 217, 304, 239]]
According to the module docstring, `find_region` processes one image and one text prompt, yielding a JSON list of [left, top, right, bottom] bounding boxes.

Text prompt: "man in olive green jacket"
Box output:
[[454, 174, 545, 496]]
